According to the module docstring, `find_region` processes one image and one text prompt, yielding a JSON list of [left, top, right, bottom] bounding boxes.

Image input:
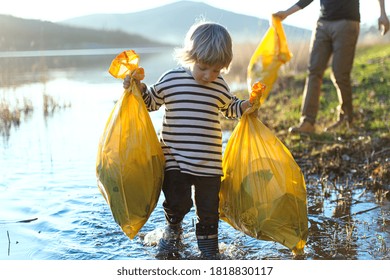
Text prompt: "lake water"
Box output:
[[0, 50, 389, 262]]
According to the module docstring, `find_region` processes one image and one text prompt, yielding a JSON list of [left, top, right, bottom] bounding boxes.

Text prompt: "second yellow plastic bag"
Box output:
[[219, 83, 308, 255], [96, 50, 165, 239], [247, 16, 292, 104]]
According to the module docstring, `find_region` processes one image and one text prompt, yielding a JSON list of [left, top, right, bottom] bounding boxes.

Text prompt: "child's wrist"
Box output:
[[140, 83, 147, 93]]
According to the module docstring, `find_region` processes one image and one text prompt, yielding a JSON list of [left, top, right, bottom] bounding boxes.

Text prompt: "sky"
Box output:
[[1, 0, 385, 29]]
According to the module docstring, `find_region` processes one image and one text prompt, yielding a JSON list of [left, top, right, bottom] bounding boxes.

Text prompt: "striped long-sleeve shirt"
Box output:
[[141, 67, 244, 177]]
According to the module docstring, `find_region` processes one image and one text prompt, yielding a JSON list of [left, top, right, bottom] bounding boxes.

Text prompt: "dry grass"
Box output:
[[0, 96, 33, 137], [227, 31, 389, 87], [0, 92, 71, 137], [43, 93, 71, 117], [227, 40, 311, 87]]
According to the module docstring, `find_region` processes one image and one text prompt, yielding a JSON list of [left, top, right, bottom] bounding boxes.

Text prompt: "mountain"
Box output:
[[0, 14, 170, 52], [60, 1, 312, 45]]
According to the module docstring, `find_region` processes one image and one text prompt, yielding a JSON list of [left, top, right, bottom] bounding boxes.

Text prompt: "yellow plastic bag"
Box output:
[[247, 16, 292, 104], [96, 50, 165, 239], [219, 83, 308, 255]]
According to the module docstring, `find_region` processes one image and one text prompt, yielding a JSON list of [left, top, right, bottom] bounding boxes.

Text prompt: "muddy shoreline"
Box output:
[[290, 135, 390, 193], [287, 134, 389, 259]]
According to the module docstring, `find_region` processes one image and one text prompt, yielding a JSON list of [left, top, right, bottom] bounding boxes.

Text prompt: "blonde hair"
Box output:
[[175, 21, 233, 71]]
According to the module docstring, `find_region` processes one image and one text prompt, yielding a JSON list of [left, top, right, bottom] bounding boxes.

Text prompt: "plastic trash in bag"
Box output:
[[219, 82, 308, 255], [96, 50, 165, 239], [247, 15, 292, 105]]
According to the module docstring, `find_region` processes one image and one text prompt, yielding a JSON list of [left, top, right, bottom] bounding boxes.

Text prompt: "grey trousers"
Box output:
[[301, 19, 360, 124]]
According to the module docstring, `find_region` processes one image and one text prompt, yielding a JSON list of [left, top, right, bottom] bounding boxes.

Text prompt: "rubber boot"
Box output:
[[156, 223, 183, 259], [197, 235, 219, 259], [196, 224, 219, 259]]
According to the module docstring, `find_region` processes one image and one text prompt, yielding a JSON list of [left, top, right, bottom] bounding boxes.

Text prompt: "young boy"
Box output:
[[123, 21, 254, 259]]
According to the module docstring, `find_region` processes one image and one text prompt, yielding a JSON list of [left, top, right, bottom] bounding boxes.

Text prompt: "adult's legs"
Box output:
[[301, 20, 334, 125], [329, 20, 360, 123]]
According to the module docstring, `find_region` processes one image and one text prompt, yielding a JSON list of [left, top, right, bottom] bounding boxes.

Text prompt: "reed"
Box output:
[[43, 93, 72, 118], [0, 96, 33, 137], [0, 91, 71, 136]]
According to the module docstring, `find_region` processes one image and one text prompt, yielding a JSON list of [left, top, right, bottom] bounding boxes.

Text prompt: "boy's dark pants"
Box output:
[[162, 170, 221, 236]]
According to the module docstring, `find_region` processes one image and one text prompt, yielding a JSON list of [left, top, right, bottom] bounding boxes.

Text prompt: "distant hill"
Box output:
[[1, 1, 387, 53], [60, 1, 312, 44], [0, 14, 170, 52]]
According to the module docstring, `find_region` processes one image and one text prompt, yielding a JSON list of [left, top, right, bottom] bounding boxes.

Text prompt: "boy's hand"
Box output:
[[241, 99, 259, 117], [248, 108, 259, 118], [123, 75, 131, 89], [123, 74, 146, 93]]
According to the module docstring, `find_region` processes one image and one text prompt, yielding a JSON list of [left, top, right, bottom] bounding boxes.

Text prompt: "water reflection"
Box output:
[[306, 176, 389, 260]]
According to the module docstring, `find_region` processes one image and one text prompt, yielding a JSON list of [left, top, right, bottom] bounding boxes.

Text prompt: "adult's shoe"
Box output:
[[288, 121, 315, 134]]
